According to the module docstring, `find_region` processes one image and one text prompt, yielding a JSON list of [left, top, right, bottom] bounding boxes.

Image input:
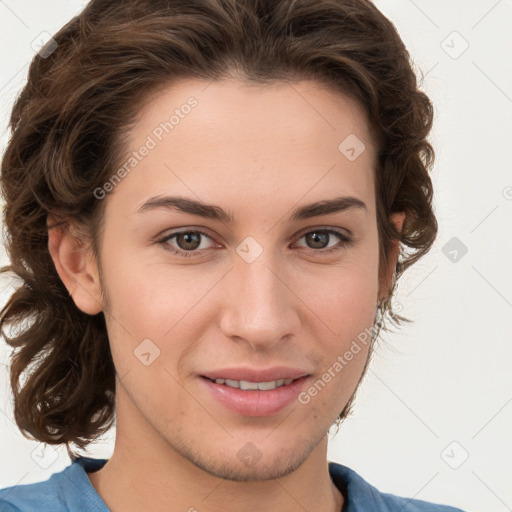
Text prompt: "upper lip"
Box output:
[[201, 366, 310, 382]]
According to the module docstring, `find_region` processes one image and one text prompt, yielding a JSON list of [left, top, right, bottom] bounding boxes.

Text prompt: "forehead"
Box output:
[[110, 78, 376, 218]]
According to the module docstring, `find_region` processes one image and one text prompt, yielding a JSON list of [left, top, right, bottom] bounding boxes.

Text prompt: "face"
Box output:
[[63, 78, 401, 481]]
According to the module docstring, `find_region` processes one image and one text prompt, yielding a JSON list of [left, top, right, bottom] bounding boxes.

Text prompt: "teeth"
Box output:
[[212, 378, 296, 390], [224, 379, 239, 388], [240, 380, 259, 390]]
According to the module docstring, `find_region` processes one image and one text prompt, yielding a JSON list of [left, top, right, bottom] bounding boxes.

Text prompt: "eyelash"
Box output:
[[156, 228, 354, 259]]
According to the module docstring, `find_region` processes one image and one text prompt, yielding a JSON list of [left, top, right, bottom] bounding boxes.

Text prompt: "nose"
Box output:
[[218, 252, 300, 351]]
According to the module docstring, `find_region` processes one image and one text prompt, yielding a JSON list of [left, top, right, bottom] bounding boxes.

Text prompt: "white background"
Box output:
[[0, 1, 511, 511]]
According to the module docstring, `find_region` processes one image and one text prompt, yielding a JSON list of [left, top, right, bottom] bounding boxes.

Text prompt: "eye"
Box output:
[[157, 229, 216, 258], [157, 227, 354, 258], [293, 228, 353, 254]]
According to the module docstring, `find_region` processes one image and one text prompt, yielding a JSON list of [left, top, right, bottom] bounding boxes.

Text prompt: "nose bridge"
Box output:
[[219, 247, 299, 347]]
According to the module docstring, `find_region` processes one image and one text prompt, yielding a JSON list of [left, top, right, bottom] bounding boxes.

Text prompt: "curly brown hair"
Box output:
[[0, 0, 437, 456]]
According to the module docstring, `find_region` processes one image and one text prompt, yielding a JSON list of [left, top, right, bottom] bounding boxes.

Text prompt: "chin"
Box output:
[[192, 453, 308, 482], [172, 434, 317, 482]]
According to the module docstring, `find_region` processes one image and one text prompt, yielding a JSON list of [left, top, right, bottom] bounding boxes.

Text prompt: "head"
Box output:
[[0, 0, 436, 477]]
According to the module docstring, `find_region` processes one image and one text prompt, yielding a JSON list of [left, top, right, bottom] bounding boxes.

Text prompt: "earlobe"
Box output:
[[378, 211, 406, 305], [47, 216, 104, 315]]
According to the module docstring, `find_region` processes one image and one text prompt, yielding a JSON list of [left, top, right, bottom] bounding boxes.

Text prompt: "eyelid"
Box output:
[[294, 224, 352, 241]]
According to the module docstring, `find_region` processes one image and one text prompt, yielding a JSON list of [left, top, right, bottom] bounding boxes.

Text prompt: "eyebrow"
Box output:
[[136, 195, 367, 223]]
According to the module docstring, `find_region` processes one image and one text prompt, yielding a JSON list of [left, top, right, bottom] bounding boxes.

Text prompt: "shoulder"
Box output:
[[329, 462, 466, 512], [0, 501, 20, 512], [0, 457, 108, 512], [0, 473, 64, 512]]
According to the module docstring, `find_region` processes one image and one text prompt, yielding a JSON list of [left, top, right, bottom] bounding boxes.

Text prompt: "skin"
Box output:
[[48, 78, 404, 512]]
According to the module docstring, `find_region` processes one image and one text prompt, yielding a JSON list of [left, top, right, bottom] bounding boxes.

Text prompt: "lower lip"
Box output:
[[200, 376, 309, 417]]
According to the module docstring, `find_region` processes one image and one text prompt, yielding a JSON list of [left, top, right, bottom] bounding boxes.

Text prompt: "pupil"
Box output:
[[308, 232, 328, 249], [179, 232, 200, 250]]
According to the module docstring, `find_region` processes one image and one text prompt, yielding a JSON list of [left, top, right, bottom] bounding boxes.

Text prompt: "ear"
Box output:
[[378, 211, 406, 305], [47, 215, 104, 315]]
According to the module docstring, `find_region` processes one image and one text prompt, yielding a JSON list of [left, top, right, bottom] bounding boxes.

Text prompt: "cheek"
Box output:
[[102, 244, 208, 330], [296, 246, 379, 402], [100, 253, 218, 377], [300, 249, 380, 332]]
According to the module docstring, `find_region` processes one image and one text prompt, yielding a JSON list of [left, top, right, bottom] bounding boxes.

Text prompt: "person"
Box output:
[[0, 0, 465, 510]]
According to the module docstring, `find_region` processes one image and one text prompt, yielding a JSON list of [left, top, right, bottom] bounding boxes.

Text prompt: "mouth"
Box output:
[[199, 369, 311, 417], [202, 376, 298, 391]]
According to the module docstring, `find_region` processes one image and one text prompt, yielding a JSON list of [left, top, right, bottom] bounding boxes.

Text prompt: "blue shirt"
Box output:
[[0, 457, 465, 511]]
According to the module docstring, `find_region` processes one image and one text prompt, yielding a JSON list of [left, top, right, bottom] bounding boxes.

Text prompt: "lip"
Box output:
[[201, 366, 309, 382], [199, 367, 311, 417]]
